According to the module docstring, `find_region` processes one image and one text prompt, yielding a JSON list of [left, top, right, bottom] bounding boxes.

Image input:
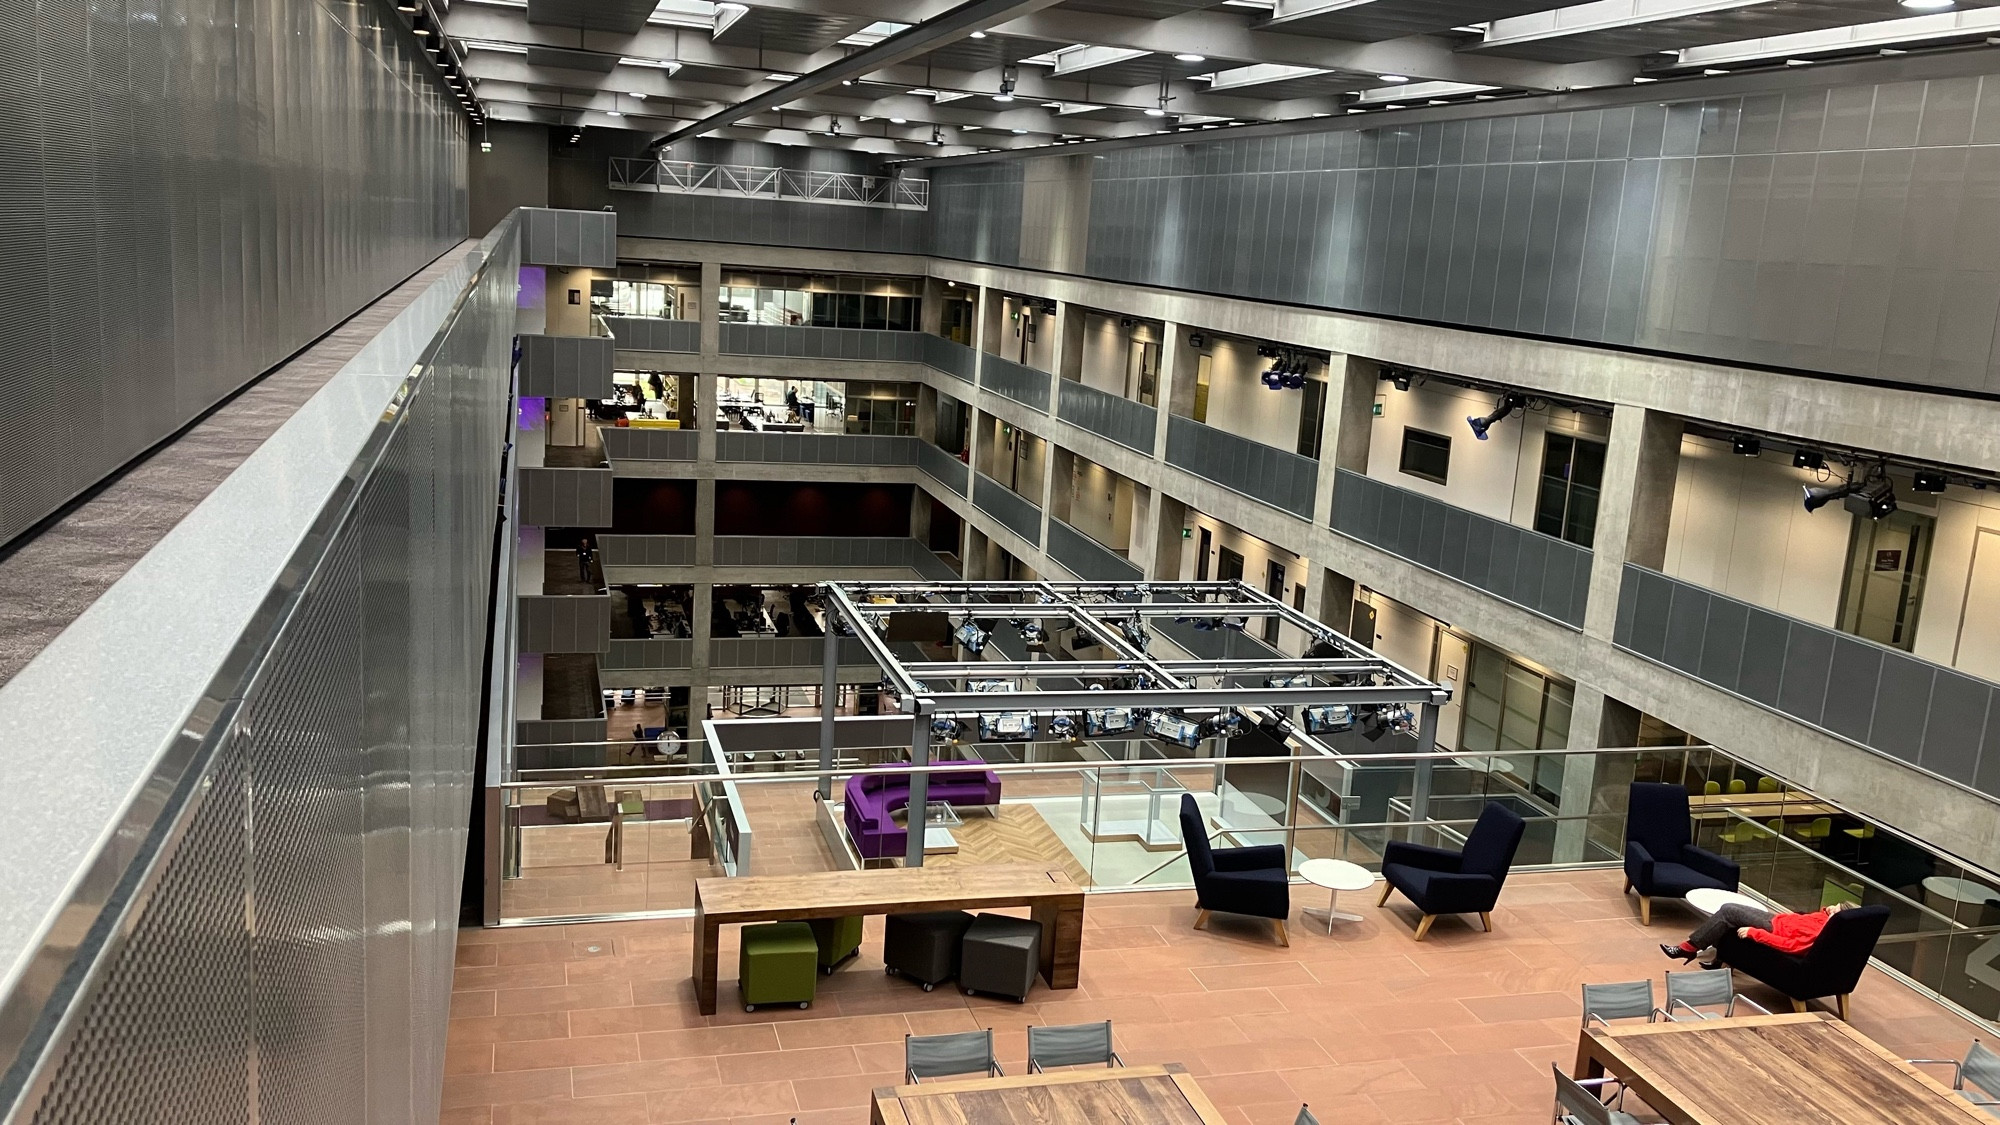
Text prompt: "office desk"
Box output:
[[691, 865, 1084, 1015], [1575, 1012, 1990, 1125], [870, 1064, 1224, 1125]]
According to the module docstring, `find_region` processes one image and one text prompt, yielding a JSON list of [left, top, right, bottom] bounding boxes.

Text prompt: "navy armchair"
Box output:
[[1377, 802, 1526, 941], [1715, 904, 1889, 1021], [1180, 793, 1291, 945], [1624, 782, 1739, 925]]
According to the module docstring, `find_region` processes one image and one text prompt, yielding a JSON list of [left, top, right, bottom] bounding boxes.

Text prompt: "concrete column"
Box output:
[[1130, 485, 1162, 577], [689, 580, 713, 764], [1552, 685, 1609, 862], [1148, 493, 1188, 582], [1583, 406, 1683, 639], [920, 278, 947, 335], [915, 384, 938, 444], [1156, 322, 1196, 457], [910, 489, 933, 546], [1311, 354, 1379, 530], [1306, 566, 1357, 634], [1056, 301, 1085, 382], [698, 261, 722, 465]]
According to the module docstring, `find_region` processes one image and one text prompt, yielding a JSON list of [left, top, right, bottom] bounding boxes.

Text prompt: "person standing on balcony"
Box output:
[[576, 536, 593, 583]]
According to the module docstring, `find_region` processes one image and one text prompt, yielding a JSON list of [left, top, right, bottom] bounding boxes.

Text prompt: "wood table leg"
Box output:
[[1033, 897, 1084, 991], [1573, 1030, 1606, 1081], [693, 908, 720, 1015]]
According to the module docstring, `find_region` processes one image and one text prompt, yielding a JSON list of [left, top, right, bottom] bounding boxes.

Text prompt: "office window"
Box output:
[[1534, 434, 1606, 546], [1399, 428, 1451, 485]]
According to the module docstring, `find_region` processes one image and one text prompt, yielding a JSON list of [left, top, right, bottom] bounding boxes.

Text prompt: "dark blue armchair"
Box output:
[[1180, 793, 1292, 945], [1377, 802, 1526, 941], [1624, 782, 1739, 925]]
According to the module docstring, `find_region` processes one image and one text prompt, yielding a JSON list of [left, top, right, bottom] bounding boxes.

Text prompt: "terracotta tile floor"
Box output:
[[446, 869, 1989, 1125]]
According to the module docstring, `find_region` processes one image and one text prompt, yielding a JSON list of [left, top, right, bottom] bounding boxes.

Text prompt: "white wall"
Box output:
[[1904, 484, 2000, 676], [1077, 312, 1159, 398], [1066, 457, 1134, 550], [1366, 379, 1608, 528], [991, 294, 1059, 371], [1197, 336, 1306, 446], [1662, 436, 1853, 626], [1174, 514, 1311, 654]]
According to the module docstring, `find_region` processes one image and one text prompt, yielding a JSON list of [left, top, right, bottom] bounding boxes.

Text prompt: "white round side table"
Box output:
[[1298, 858, 1375, 932], [1685, 887, 1764, 916]]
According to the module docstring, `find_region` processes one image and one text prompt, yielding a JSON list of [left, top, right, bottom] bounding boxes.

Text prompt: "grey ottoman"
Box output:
[[883, 910, 974, 991], [959, 913, 1043, 1002]]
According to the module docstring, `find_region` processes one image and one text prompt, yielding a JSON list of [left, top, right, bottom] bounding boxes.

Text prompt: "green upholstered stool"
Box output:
[[739, 922, 818, 1012], [809, 916, 864, 974]]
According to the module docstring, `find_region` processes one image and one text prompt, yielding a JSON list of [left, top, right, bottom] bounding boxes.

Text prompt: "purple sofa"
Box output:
[[843, 758, 1003, 859]]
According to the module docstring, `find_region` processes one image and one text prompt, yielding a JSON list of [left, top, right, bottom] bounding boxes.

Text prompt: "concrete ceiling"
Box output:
[[444, 0, 2000, 157]]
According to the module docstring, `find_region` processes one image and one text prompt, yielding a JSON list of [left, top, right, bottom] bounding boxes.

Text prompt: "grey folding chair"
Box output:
[[1294, 1104, 1320, 1125], [1026, 1021, 1122, 1072], [1552, 1064, 1639, 1125], [1909, 1040, 2000, 1115], [1659, 968, 1771, 1022], [1580, 980, 1656, 1028], [905, 1030, 1003, 1083]]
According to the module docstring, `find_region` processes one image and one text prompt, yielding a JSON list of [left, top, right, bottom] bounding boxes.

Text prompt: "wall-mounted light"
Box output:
[[1732, 435, 1762, 456], [1793, 448, 1826, 470], [1913, 469, 1949, 493], [1466, 392, 1525, 440]]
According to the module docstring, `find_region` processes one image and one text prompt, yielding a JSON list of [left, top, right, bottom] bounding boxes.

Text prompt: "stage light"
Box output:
[[953, 618, 990, 653], [1303, 704, 1354, 733], [1466, 392, 1526, 440], [1084, 707, 1137, 736], [1793, 449, 1825, 470], [1145, 710, 1204, 748], [1049, 713, 1078, 741], [1733, 435, 1762, 456], [1019, 619, 1048, 651], [1803, 478, 1862, 513], [1118, 616, 1150, 652], [978, 712, 1037, 741], [930, 717, 964, 744], [1913, 469, 1948, 493]]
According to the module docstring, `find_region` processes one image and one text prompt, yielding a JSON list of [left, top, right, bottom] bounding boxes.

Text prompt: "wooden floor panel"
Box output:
[[448, 869, 1991, 1125]]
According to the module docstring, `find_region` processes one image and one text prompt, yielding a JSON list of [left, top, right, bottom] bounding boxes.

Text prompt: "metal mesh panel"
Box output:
[[972, 472, 1044, 546], [980, 355, 1052, 413], [1056, 380, 1157, 454]]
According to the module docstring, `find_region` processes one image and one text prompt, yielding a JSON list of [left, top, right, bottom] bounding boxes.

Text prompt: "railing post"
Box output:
[[818, 607, 840, 801], [1408, 703, 1439, 843], [905, 709, 931, 868]]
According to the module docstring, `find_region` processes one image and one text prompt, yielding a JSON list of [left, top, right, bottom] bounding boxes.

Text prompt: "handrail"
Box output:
[[608, 157, 930, 210]]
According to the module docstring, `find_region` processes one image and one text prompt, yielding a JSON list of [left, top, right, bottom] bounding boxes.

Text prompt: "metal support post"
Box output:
[[818, 602, 840, 800], [905, 709, 931, 868], [1408, 703, 1440, 844]]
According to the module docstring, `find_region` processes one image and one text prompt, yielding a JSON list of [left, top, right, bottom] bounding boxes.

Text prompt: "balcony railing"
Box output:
[[718, 323, 925, 361], [1057, 379, 1157, 455], [599, 425, 696, 461], [1046, 517, 1142, 582], [1616, 564, 2000, 795], [711, 636, 875, 669], [609, 157, 930, 210], [973, 471, 1044, 546], [602, 637, 695, 671], [713, 537, 954, 578], [518, 594, 613, 654], [601, 315, 699, 354], [1331, 469, 1592, 628], [715, 431, 918, 466], [921, 333, 978, 382], [1164, 415, 1317, 519], [517, 466, 614, 528], [917, 441, 969, 496], [597, 534, 696, 568], [981, 354, 1052, 413]]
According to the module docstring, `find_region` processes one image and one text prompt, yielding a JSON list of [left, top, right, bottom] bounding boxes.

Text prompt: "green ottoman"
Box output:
[[808, 915, 864, 974], [739, 922, 818, 1012]]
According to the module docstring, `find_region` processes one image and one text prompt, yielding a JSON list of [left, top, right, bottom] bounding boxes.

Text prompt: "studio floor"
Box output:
[[444, 867, 1989, 1125]]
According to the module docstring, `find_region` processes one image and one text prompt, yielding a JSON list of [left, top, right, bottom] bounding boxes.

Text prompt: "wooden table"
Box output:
[[1687, 793, 1839, 821], [1575, 1012, 1992, 1124], [691, 864, 1084, 1015], [869, 1063, 1225, 1125]]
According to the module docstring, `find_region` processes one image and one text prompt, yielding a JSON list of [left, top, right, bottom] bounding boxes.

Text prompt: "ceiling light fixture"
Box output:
[[1377, 74, 1407, 83], [1174, 52, 1205, 62], [629, 91, 646, 99], [1785, 57, 1813, 66], [890, 116, 907, 123], [1703, 67, 1729, 75], [1010, 127, 1027, 133], [995, 64, 1018, 102], [605, 109, 622, 117], [970, 29, 987, 38], [1901, 0, 1955, 9]]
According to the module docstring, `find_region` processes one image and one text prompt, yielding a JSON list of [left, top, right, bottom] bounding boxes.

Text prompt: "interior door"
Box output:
[[1196, 527, 1212, 580], [1434, 630, 1471, 752], [1840, 508, 1935, 651], [1263, 560, 1286, 645], [1956, 528, 2000, 680], [1217, 547, 1245, 584]]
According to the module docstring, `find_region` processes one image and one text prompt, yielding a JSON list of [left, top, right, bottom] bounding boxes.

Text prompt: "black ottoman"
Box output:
[[883, 910, 974, 991], [959, 913, 1043, 1002]]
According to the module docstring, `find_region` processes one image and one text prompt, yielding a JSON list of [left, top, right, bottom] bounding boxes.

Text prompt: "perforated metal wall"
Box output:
[[0, 0, 467, 546], [5, 221, 518, 1125]]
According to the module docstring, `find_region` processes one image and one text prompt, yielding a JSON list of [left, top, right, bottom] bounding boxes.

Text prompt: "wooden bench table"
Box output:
[[870, 1063, 1225, 1125], [691, 864, 1084, 1015], [1575, 1011, 1992, 1124]]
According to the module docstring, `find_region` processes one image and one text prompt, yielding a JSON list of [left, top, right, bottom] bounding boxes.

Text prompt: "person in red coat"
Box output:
[[1663, 901, 1856, 967]]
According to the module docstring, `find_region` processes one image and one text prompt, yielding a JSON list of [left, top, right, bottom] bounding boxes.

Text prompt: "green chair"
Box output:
[[739, 922, 818, 1012], [1844, 825, 1877, 841], [1702, 780, 1721, 796], [1794, 817, 1833, 844], [1726, 779, 1747, 795], [1716, 818, 1777, 846], [1757, 777, 1781, 794], [809, 915, 864, 974]]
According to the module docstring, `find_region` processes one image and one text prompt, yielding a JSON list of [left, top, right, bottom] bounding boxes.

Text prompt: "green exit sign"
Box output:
[[1372, 401, 1384, 416], [1181, 527, 1193, 539]]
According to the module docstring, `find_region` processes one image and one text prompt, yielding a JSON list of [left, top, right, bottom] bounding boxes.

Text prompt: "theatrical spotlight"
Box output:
[[1049, 713, 1079, 741], [1018, 619, 1048, 652], [978, 712, 1037, 741], [1466, 393, 1526, 441], [1145, 710, 1205, 748], [1262, 350, 1286, 390], [1803, 477, 1862, 513], [1084, 707, 1137, 736], [953, 618, 991, 654], [1282, 352, 1307, 390], [1858, 478, 1898, 519], [1303, 704, 1354, 733], [1793, 448, 1826, 471], [930, 716, 965, 744], [1913, 469, 1948, 494], [1119, 615, 1151, 652], [1732, 435, 1762, 457], [1198, 712, 1251, 740]]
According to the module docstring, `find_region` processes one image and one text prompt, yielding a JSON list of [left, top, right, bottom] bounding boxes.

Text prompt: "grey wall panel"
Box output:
[[601, 637, 695, 670], [1167, 417, 1318, 521], [714, 432, 918, 466], [0, 0, 465, 547], [917, 440, 970, 495], [601, 316, 700, 355], [920, 333, 979, 383], [1056, 380, 1157, 455], [972, 471, 1044, 546], [1329, 469, 1589, 627], [599, 426, 697, 461], [518, 595, 613, 653], [517, 467, 614, 528], [521, 207, 616, 267], [596, 534, 697, 567], [978, 354, 1051, 412], [717, 324, 925, 360], [925, 73, 2000, 395], [1046, 518, 1143, 582], [518, 334, 615, 399]]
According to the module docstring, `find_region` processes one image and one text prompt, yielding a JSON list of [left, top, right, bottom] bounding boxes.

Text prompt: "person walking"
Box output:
[[575, 536, 593, 582], [1663, 900, 1854, 966]]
